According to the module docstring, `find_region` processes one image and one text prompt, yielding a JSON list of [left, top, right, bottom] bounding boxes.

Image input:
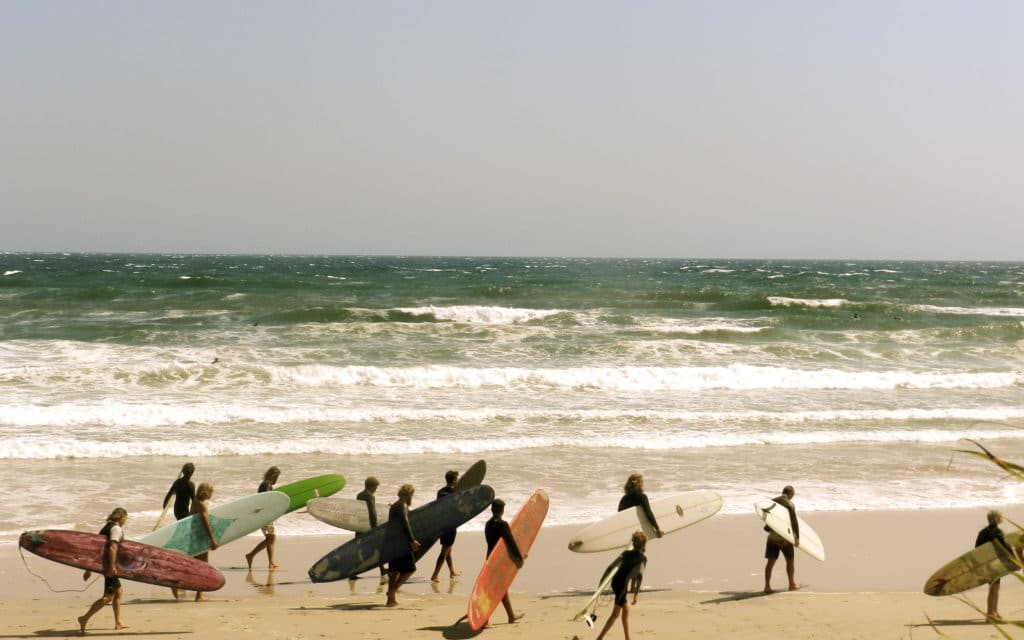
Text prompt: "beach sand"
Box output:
[[4, 507, 1023, 639]]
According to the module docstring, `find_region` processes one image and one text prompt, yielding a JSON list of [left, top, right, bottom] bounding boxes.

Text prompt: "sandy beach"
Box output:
[[6, 507, 1024, 639]]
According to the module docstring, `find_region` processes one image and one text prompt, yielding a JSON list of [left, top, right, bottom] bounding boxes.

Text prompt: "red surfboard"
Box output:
[[467, 490, 549, 631], [20, 530, 226, 592]]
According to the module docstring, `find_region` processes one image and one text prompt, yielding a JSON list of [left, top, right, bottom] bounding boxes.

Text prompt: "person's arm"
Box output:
[[639, 494, 663, 536], [500, 522, 525, 567], [199, 505, 219, 550], [786, 501, 800, 545], [629, 559, 646, 604], [398, 503, 419, 551], [366, 497, 378, 528], [163, 482, 176, 509]]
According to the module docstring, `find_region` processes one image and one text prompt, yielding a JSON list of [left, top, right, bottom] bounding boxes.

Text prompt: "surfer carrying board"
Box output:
[[618, 474, 663, 539], [976, 510, 1014, 622], [594, 530, 647, 640], [764, 485, 800, 593], [78, 508, 129, 634], [430, 469, 462, 582], [482, 498, 526, 627], [385, 484, 420, 607], [355, 476, 387, 582], [245, 466, 282, 570], [192, 482, 219, 602]]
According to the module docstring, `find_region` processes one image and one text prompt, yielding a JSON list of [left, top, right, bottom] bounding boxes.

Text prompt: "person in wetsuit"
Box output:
[[385, 483, 420, 607], [430, 469, 461, 582], [245, 466, 281, 570], [618, 474, 663, 538], [354, 476, 387, 582], [976, 509, 1012, 621], [764, 485, 800, 593], [163, 462, 196, 521], [78, 508, 129, 634], [595, 530, 647, 640], [482, 498, 526, 626]]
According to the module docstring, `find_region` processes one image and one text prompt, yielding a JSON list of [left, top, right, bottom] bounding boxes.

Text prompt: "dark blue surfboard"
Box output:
[[308, 484, 495, 583]]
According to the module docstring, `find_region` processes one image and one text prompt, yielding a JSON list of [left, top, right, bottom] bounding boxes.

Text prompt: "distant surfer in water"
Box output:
[[78, 508, 129, 634], [386, 484, 420, 607], [594, 530, 647, 640], [764, 485, 800, 593], [354, 476, 387, 582], [482, 498, 525, 627], [246, 466, 281, 570], [430, 469, 462, 582], [192, 482, 219, 602], [976, 510, 1011, 621], [163, 462, 196, 521]]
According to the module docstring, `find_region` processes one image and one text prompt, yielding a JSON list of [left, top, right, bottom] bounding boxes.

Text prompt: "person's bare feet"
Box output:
[[78, 615, 87, 634], [450, 570, 461, 578], [269, 562, 280, 569], [195, 593, 207, 602], [115, 623, 129, 630], [245, 552, 255, 570], [509, 612, 525, 623], [764, 587, 774, 594], [430, 575, 440, 583], [788, 583, 801, 592]]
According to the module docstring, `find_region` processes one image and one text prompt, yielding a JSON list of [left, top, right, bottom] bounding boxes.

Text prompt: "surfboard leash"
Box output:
[[18, 545, 99, 593]]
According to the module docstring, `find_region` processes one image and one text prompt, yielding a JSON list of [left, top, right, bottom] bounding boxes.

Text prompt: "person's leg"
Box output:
[[764, 557, 777, 593], [245, 535, 269, 569], [265, 534, 278, 568], [595, 605, 622, 640], [621, 601, 631, 640], [430, 546, 450, 582], [785, 552, 799, 590], [500, 593, 523, 623], [112, 587, 127, 629], [987, 579, 1002, 618], [78, 597, 108, 634]]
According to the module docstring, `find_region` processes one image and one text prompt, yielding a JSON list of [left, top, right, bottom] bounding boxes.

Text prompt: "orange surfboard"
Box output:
[[467, 490, 549, 631]]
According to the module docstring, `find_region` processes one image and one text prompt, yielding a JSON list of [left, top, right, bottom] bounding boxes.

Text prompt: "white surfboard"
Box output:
[[138, 491, 290, 556], [755, 500, 826, 561], [568, 490, 723, 553], [306, 497, 389, 533]]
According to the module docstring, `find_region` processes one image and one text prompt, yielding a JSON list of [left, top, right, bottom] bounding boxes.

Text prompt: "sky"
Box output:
[[2, 1, 1022, 260]]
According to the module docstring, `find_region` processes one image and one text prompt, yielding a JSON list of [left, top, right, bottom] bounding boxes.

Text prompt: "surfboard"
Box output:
[[467, 490, 549, 631], [19, 529, 226, 591], [568, 490, 723, 553], [924, 531, 1024, 596], [755, 500, 826, 561], [138, 491, 290, 556], [275, 474, 345, 513], [572, 557, 622, 622], [308, 484, 494, 583], [307, 460, 486, 532], [153, 496, 173, 531]]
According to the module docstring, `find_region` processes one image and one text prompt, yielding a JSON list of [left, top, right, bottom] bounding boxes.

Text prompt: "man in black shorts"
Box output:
[[430, 470, 461, 582], [764, 485, 800, 593]]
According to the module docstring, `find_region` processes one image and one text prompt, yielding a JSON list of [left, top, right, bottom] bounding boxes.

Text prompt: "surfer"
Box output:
[[764, 485, 800, 593], [430, 469, 462, 582], [246, 466, 282, 570], [385, 484, 421, 607], [78, 508, 129, 634], [355, 476, 387, 582], [482, 498, 526, 627], [594, 530, 647, 640], [192, 482, 219, 602], [163, 462, 196, 521], [976, 510, 1011, 621]]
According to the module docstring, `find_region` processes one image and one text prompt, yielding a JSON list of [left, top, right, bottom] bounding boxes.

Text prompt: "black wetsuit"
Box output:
[[98, 519, 124, 595], [484, 516, 523, 563], [977, 523, 1011, 552], [618, 492, 660, 532], [388, 501, 417, 574], [609, 549, 646, 606], [437, 485, 457, 546], [165, 478, 196, 520], [355, 489, 378, 539]]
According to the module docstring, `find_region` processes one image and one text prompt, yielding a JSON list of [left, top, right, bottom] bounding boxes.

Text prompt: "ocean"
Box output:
[[1, 254, 1023, 543]]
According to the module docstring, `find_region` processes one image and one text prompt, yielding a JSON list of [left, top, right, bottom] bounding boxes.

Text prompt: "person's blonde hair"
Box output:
[[196, 482, 214, 501], [398, 483, 415, 499], [988, 510, 1004, 526], [106, 507, 128, 522], [631, 530, 648, 551]]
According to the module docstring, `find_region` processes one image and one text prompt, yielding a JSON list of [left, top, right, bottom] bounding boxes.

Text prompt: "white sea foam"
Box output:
[[908, 304, 1024, 318], [396, 305, 566, 324], [3, 270, 23, 276], [768, 296, 849, 308], [634, 318, 773, 334]]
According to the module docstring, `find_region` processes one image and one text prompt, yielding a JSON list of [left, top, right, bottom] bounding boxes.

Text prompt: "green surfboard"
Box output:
[[276, 474, 346, 513]]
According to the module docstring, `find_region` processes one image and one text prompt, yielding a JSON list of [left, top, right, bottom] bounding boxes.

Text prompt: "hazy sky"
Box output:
[[2, 2, 1022, 259]]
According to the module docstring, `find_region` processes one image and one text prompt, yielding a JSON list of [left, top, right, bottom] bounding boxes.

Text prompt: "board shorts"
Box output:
[[765, 534, 795, 561], [388, 552, 416, 574], [440, 530, 457, 547], [261, 522, 276, 536], [104, 575, 122, 596]]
